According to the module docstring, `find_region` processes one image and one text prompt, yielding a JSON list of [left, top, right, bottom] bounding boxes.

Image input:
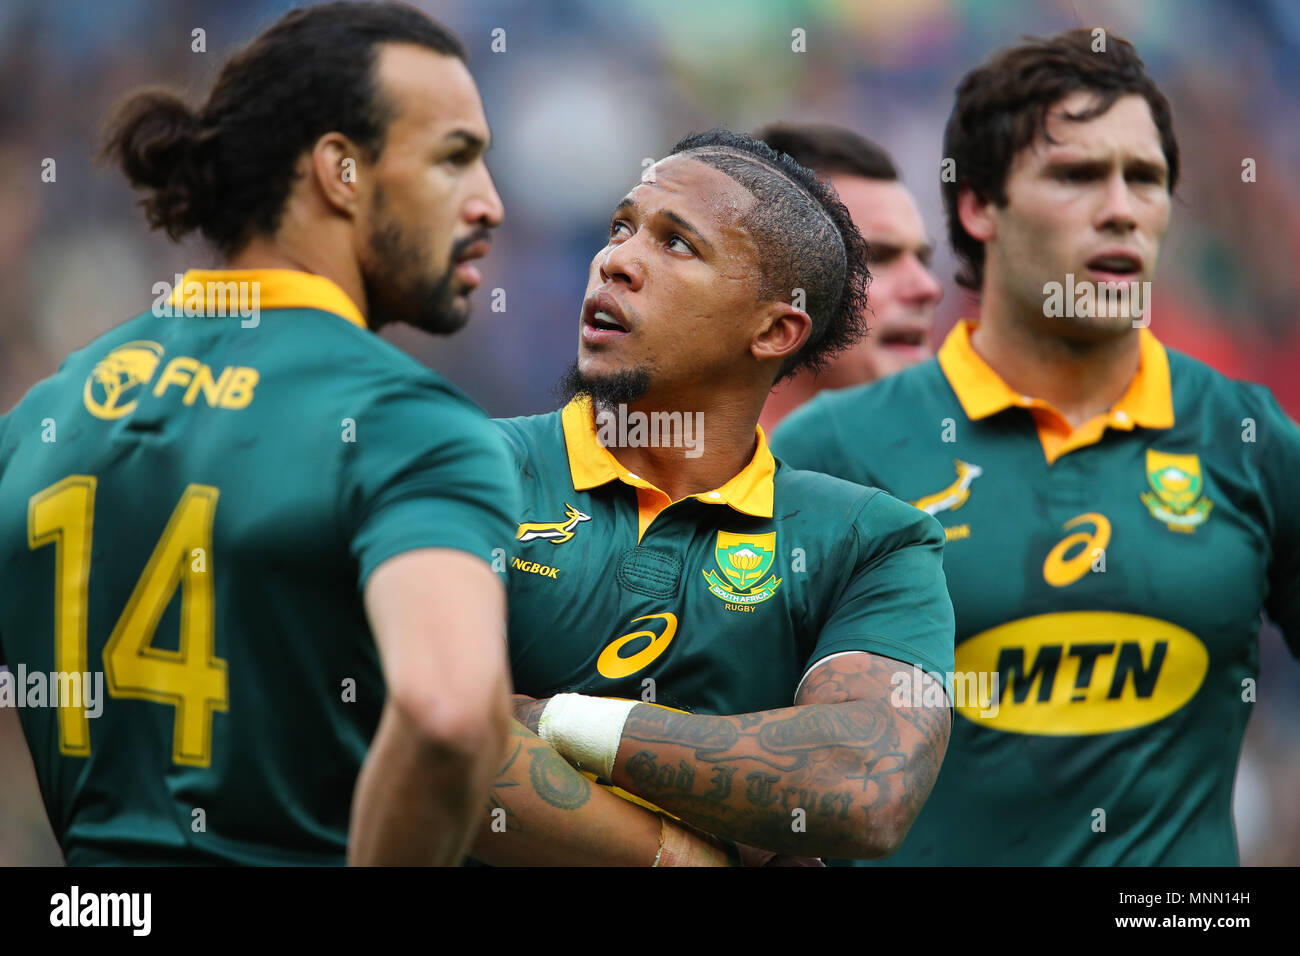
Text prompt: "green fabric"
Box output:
[[0, 305, 519, 864], [495, 410, 954, 719], [772, 350, 1300, 865]]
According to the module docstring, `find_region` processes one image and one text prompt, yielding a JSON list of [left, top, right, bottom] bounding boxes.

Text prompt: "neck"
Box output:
[[600, 389, 763, 503], [971, 290, 1141, 427], [758, 373, 822, 433], [225, 225, 369, 322]]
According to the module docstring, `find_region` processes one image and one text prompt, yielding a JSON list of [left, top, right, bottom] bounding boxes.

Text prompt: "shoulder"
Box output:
[[1165, 346, 1299, 444], [773, 461, 880, 511], [4, 310, 161, 420], [776, 359, 951, 440], [1167, 345, 1270, 410], [318, 320, 474, 405], [492, 409, 565, 465], [773, 463, 943, 549], [809, 357, 949, 414], [323, 333, 493, 437], [772, 359, 953, 482]]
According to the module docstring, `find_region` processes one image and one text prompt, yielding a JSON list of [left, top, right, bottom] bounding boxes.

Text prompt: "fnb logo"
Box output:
[[151, 356, 258, 410], [954, 612, 1208, 734], [83, 341, 258, 419]]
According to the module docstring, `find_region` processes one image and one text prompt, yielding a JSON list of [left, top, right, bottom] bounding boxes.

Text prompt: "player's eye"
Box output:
[[1057, 167, 1094, 183], [667, 235, 695, 255], [443, 149, 477, 169], [1128, 168, 1164, 185], [866, 246, 900, 266], [609, 220, 631, 240]]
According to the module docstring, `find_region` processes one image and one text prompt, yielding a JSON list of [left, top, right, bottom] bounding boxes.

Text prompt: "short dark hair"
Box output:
[[753, 122, 898, 182], [101, 1, 465, 256], [943, 27, 1179, 291], [668, 128, 870, 381]]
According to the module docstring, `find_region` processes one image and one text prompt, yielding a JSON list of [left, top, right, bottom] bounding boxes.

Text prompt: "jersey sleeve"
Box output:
[[1254, 390, 1300, 657], [340, 379, 521, 590], [801, 490, 955, 695]]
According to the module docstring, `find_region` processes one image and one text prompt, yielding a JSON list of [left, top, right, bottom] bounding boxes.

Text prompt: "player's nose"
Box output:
[[901, 253, 943, 305], [599, 235, 645, 291], [464, 166, 505, 230], [1096, 170, 1138, 234]]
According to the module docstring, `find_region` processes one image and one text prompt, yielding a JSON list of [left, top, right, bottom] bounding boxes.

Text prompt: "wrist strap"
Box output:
[[537, 693, 638, 780]]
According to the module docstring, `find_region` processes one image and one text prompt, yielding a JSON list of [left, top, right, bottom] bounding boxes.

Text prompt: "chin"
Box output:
[[411, 289, 472, 336], [560, 355, 654, 407], [577, 349, 626, 378], [1060, 311, 1137, 336]]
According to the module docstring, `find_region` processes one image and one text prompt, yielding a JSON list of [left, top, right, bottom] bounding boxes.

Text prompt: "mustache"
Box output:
[[451, 227, 493, 260]]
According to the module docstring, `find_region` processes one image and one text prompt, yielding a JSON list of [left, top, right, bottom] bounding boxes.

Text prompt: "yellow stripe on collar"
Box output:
[[937, 319, 1174, 464], [166, 269, 367, 329], [560, 397, 775, 520]]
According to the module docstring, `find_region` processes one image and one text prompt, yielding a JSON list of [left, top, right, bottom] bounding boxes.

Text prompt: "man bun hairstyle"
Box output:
[[668, 128, 870, 381], [101, 1, 465, 256], [942, 27, 1179, 291]]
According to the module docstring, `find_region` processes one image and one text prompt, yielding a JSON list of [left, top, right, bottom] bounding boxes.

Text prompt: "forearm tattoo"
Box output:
[[613, 654, 950, 857]]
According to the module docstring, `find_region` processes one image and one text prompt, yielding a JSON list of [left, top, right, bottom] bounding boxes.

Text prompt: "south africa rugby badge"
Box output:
[[703, 531, 783, 606], [1140, 450, 1213, 533]]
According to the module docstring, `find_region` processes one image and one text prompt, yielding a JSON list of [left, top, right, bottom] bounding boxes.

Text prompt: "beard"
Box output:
[[554, 358, 653, 410], [364, 253, 462, 335], [361, 188, 487, 335]]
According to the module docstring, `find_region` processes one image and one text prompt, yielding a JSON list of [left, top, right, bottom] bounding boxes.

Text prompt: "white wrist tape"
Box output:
[[537, 693, 638, 780]]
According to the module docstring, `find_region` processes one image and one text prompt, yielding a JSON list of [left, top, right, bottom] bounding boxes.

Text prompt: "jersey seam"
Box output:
[[807, 634, 948, 676]]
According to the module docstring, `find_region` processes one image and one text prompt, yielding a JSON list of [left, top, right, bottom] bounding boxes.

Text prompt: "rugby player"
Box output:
[[0, 2, 517, 865], [755, 123, 943, 430], [773, 28, 1300, 864], [480, 129, 955, 864]]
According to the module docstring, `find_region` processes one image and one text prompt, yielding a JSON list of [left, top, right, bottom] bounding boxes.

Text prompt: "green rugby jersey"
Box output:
[[772, 320, 1300, 865], [495, 398, 954, 724], [0, 268, 518, 865]]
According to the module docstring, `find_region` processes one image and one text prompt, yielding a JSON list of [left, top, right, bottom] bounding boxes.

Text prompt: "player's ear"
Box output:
[[310, 132, 366, 218], [752, 300, 812, 367], [957, 186, 995, 243]]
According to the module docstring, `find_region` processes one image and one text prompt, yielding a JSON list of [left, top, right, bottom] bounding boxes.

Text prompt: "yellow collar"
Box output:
[[938, 319, 1174, 425], [937, 319, 1174, 464], [166, 269, 367, 330], [559, 397, 774, 518]]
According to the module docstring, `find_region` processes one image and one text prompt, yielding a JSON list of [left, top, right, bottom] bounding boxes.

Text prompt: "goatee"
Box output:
[[554, 359, 653, 410]]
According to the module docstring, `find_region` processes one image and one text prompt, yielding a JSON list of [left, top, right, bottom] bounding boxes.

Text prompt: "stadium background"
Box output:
[[0, 0, 1296, 864]]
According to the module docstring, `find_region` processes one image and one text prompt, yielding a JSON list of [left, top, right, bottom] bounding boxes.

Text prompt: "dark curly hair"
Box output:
[[100, 2, 465, 257], [668, 129, 871, 381], [942, 27, 1179, 291]]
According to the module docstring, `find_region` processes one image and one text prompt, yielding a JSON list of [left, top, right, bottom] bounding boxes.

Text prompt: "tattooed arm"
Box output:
[[468, 719, 737, 866], [515, 653, 950, 860]]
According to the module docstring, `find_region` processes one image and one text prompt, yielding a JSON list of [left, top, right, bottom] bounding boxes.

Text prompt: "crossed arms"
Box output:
[[505, 651, 951, 861]]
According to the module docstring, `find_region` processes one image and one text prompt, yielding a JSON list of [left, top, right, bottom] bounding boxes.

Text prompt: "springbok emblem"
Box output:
[[910, 460, 983, 516], [515, 503, 592, 544]]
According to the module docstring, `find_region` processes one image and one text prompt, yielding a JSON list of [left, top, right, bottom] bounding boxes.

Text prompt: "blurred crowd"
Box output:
[[1, 0, 1296, 864]]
